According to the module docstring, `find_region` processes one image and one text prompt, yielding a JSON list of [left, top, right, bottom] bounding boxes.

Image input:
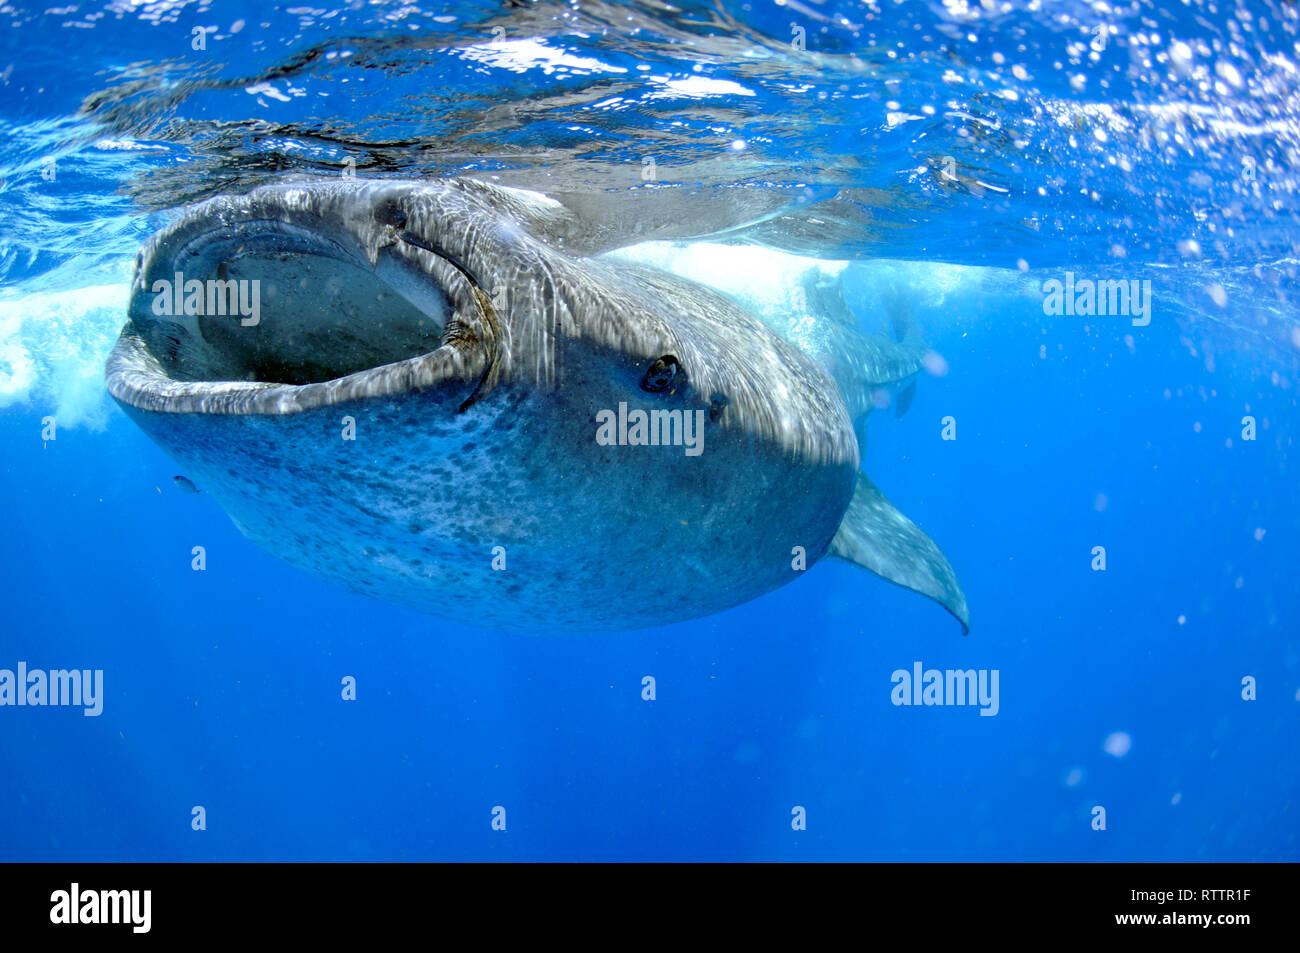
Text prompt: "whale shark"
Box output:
[[105, 177, 968, 633]]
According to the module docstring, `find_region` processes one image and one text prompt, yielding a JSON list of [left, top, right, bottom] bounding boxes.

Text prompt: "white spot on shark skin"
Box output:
[[683, 556, 711, 578]]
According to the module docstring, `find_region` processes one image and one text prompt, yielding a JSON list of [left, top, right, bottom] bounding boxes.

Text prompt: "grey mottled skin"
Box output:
[[106, 177, 968, 633]]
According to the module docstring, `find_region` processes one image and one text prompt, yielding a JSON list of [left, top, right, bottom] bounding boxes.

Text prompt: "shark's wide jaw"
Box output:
[[106, 194, 488, 415]]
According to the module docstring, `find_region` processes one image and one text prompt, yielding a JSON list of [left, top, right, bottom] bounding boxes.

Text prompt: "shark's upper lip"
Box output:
[[107, 183, 489, 416]]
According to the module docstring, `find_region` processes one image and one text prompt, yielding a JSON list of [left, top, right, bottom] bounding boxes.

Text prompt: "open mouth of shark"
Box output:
[[106, 209, 495, 415], [146, 224, 453, 387]]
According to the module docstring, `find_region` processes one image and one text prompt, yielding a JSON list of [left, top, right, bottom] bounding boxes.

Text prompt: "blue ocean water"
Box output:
[[1, 0, 1297, 861]]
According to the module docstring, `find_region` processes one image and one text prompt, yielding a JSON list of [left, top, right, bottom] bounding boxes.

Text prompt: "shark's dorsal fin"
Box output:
[[829, 473, 969, 633]]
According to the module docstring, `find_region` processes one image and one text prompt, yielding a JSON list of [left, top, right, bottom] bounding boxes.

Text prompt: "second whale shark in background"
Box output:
[[106, 177, 969, 633]]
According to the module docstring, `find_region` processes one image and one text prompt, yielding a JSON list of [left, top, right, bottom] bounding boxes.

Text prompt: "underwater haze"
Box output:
[[1, 0, 1297, 861]]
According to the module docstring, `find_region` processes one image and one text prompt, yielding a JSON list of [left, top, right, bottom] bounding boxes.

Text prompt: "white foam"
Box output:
[[0, 281, 129, 430]]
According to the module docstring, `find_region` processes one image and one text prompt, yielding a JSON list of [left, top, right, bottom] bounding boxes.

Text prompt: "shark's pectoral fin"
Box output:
[[829, 473, 970, 633]]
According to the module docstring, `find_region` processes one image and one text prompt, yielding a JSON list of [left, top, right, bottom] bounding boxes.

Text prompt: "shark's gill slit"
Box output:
[[397, 229, 506, 413], [398, 230, 482, 287]]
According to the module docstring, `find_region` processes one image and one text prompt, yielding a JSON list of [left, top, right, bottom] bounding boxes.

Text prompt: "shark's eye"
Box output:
[[641, 355, 680, 392]]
